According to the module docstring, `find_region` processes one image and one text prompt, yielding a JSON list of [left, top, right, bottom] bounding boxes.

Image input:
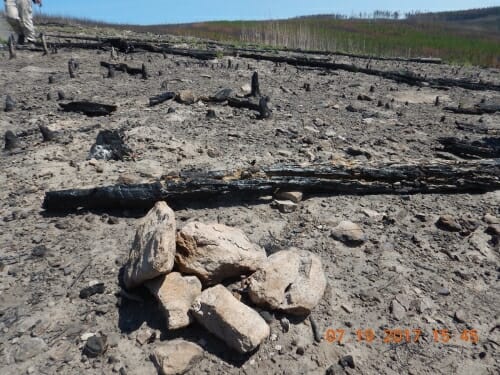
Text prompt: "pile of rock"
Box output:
[[122, 201, 327, 373]]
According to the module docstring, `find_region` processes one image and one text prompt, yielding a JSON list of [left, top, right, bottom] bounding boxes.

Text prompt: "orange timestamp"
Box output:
[[325, 328, 479, 344]]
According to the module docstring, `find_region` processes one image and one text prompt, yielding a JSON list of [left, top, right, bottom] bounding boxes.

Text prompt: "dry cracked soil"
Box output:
[[0, 30, 499, 375]]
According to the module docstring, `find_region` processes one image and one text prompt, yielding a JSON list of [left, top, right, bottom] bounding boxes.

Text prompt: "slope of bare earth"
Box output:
[[0, 27, 499, 375]]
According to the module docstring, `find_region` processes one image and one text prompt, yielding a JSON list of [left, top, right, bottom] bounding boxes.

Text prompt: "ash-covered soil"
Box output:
[[0, 36, 499, 375]]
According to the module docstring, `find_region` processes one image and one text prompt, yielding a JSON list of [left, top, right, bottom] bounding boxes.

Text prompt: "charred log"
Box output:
[[42, 160, 500, 211], [149, 92, 176, 107], [438, 137, 500, 159], [59, 101, 117, 117], [444, 103, 500, 115]]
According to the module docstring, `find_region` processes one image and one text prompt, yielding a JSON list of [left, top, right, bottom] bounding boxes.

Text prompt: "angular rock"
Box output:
[[436, 215, 462, 232], [331, 221, 366, 246], [124, 202, 176, 289], [83, 334, 107, 358], [145, 272, 202, 330], [275, 191, 303, 203], [390, 299, 406, 321], [151, 339, 203, 375], [192, 285, 270, 353], [273, 199, 298, 213], [176, 90, 196, 105], [483, 214, 499, 225], [247, 249, 327, 315], [175, 222, 266, 285]]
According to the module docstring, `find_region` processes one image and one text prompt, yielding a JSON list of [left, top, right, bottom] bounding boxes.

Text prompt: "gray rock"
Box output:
[[146, 272, 202, 330], [151, 339, 203, 375], [273, 199, 298, 213], [248, 249, 327, 315], [390, 299, 406, 321], [124, 202, 176, 289], [83, 334, 107, 358], [483, 214, 499, 224], [436, 215, 462, 232], [331, 221, 366, 246], [14, 337, 47, 362], [176, 222, 266, 285], [192, 285, 270, 353]]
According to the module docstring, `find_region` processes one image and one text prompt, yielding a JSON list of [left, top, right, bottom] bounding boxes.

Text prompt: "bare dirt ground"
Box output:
[[0, 29, 499, 375]]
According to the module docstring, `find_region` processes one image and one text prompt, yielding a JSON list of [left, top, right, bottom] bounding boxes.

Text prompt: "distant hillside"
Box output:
[[34, 7, 500, 67], [406, 6, 500, 32]]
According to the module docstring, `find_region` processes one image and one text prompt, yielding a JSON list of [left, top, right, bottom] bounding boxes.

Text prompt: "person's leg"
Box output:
[[15, 0, 36, 42], [4, 0, 24, 37]]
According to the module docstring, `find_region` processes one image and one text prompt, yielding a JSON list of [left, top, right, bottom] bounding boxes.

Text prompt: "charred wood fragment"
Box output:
[[100, 61, 143, 76], [250, 72, 261, 97], [4, 131, 19, 150], [59, 101, 117, 117], [4, 95, 16, 112], [8, 34, 16, 59], [149, 92, 176, 107], [41, 33, 49, 55]]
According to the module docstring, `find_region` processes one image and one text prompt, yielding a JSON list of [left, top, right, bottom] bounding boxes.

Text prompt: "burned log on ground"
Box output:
[[100, 61, 143, 76], [234, 52, 500, 92], [38, 37, 498, 91], [438, 137, 500, 159], [42, 160, 500, 211], [211, 88, 233, 102], [444, 103, 500, 115], [59, 101, 117, 117], [44, 33, 444, 65], [455, 122, 500, 135], [149, 92, 176, 107]]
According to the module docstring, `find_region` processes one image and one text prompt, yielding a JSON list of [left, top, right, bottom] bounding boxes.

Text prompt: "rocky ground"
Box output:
[[0, 28, 499, 375]]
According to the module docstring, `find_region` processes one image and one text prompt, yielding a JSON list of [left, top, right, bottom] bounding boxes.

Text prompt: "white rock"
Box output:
[[146, 272, 202, 330], [248, 249, 327, 315], [192, 285, 270, 353], [176, 222, 266, 285], [275, 191, 303, 203], [124, 202, 176, 289], [273, 200, 298, 213], [331, 221, 366, 246], [176, 90, 196, 104], [151, 339, 203, 375]]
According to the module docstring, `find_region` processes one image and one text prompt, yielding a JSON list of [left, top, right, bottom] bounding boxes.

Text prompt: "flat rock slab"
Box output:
[[192, 284, 270, 353], [248, 249, 327, 315], [151, 339, 203, 375], [124, 201, 176, 289], [176, 222, 266, 285], [146, 272, 202, 330]]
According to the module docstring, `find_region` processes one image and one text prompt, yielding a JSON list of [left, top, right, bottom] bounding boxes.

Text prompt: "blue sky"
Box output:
[[37, 0, 499, 25]]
